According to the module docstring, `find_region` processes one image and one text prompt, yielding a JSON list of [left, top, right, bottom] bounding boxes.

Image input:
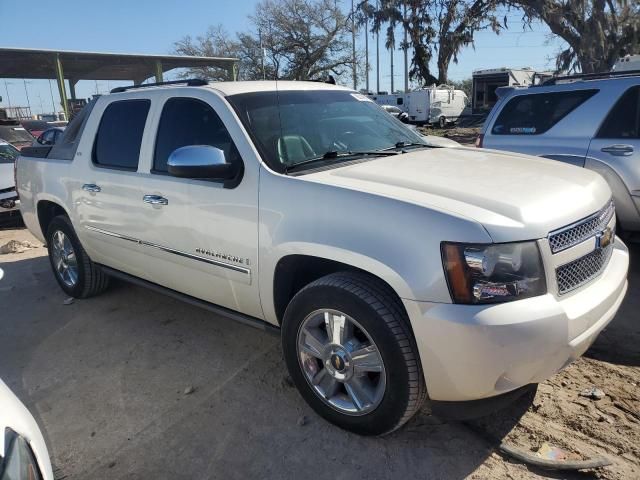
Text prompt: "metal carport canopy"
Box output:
[[0, 47, 238, 117]]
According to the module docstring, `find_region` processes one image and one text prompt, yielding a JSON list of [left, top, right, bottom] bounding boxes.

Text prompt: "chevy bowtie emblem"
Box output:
[[595, 226, 614, 250]]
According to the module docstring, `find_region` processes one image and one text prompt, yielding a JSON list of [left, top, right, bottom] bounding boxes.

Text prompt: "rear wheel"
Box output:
[[46, 215, 109, 298], [282, 272, 426, 436]]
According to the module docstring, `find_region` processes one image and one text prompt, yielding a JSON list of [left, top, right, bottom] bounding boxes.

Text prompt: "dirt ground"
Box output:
[[420, 126, 481, 146], [0, 226, 638, 480]]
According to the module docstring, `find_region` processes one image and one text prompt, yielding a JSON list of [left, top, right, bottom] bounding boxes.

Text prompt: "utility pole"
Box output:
[[376, 0, 380, 93], [23, 80, 32, 114], [351, 0, 357, 90], [3, 81, 12, 110], [259, 28, 266, 80], [364, 1, 369, 93], [403, 1, 408, 92], [390, 44, 394, 93], [48, 80, 56, 113]]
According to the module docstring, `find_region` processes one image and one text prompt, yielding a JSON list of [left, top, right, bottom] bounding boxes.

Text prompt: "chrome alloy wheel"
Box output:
[[51, 230, 79, 288], [297, 309, 386, 415]]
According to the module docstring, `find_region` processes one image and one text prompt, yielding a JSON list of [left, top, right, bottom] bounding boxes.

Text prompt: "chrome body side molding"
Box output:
[[85, 225, 251, 276]]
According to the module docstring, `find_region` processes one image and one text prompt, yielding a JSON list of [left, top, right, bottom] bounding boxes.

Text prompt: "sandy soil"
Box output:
[[0, 226, 638, 479]]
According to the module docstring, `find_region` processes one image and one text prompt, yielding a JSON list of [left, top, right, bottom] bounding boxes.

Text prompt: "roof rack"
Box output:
[[541, 69, 640, 86], [110, 78, 208, 94]]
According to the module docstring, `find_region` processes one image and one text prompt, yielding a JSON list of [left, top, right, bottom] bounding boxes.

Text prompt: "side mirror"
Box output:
[[167, 145, 239, 180]]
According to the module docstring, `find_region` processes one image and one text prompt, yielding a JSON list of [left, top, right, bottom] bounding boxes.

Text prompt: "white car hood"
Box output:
[[304, 147, 612, 242], [0, 379, 53, 480]]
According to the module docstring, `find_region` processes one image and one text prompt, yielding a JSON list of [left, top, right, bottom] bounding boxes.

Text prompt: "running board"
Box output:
[[99, 265, 280, 336]]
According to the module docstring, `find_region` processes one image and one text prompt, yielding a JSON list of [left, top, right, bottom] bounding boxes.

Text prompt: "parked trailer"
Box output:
[[370, 86, 468, 126], [471, 67, 555, 114]]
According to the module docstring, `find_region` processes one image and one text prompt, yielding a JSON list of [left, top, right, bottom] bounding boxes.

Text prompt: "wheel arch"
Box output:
[[271, 252, 411, 326], [37, 199, 70, 244]]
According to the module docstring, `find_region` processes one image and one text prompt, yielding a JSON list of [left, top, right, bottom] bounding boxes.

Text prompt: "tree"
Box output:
[[252, 0, 357, 81], [451, 77, 472, 97], [361, 0, 502, 85], [508, 0, 639, 73], [173, 25, 269, 81], [174, 0, 358, 82]]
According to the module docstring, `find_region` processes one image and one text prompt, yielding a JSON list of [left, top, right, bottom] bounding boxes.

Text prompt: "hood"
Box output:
[[304, 147, 612, 242]]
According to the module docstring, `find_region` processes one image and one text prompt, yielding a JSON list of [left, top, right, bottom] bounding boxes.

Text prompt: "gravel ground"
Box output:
[[0, 227, 638, 479]]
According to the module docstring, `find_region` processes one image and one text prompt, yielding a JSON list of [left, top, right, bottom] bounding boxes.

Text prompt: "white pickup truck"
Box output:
[[16, 80, 629, 436]]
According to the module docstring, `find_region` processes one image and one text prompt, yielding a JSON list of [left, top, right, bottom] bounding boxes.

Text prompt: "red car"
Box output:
[[20, 120, 51, 139]]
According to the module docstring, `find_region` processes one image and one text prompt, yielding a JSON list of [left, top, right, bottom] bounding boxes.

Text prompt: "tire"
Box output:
[[439, 116, 447, 128], [46, 215, 109, 298], [282, 271, 427, 436]]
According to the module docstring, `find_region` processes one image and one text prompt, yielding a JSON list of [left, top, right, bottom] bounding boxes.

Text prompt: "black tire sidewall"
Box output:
[[282, 283, 413, 436], [46, 216, 88, 297], [439, 116, 446, 128]]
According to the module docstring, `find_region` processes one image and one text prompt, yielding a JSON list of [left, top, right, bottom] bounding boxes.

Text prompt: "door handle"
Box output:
[[601, 144, 634, 156], [143, 194, 168, 206], [82, 183, 101, 193]]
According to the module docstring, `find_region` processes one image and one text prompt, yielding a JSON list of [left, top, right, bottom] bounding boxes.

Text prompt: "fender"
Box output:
[[585, 156, 640, 231]]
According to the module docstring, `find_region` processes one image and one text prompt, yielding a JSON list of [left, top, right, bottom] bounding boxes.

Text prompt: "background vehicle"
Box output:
[[480, 70, 640, 233], [371, 85, 468, 126], [0, 378, 54, 480], [16, 80, 628, 436], [0, 141, 19, 213], [20, 120, 50, 139], [32, 127, 65, 146], [380, 104, 461, 147], [0, 120, 33, 150], [380, 104, 409, 122]]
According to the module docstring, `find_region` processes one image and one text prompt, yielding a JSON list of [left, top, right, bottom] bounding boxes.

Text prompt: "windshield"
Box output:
[[0, 143, 19, 163], [227, 90, 427, 172]]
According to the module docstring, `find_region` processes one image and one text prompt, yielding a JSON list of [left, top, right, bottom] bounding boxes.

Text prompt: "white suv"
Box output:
[[16, 80, 629, 435]]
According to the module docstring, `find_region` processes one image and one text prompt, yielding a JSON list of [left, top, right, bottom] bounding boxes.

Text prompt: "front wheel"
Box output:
[[282, 272, 427, 435], [438, 116, 447, 128]]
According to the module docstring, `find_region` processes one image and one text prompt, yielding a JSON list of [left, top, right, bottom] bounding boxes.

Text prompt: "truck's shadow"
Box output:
[[2, 248, 635, 479]]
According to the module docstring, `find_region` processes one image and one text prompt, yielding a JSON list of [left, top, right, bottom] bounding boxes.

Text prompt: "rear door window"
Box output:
[[153, 97, 240, 173], [491, 90, 597, 135], [93, 99, 150, 170], [596, 86, 640, 139]]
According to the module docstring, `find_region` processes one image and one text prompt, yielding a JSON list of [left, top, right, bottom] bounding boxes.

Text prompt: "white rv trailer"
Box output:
[[370, 85, 468, 126]]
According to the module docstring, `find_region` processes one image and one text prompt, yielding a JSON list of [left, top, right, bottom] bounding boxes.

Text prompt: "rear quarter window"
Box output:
[[92, 99, 150, 170], [491, 89, 598, 135]]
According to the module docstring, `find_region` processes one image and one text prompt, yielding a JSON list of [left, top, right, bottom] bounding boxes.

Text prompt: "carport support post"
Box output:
[[154, 60, 164, 83], [54, 54, 69, 120], [228, 62, 238, 81], [68, 80, 77, 100]]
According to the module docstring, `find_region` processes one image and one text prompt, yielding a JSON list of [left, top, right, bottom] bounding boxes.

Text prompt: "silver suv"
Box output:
[[480, 71, 640, 233]]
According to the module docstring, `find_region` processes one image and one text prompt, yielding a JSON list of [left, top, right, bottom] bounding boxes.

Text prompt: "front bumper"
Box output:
[[403, 239, 629, 402]]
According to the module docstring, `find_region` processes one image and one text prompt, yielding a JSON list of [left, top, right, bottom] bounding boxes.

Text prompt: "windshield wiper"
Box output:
[[379, 141, 429, 151], [284, 150, 399, 173]]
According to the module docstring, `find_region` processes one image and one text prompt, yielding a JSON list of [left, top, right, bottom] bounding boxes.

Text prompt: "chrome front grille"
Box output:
[[556, 245, 613, 295], [548, 200, 615, 254]]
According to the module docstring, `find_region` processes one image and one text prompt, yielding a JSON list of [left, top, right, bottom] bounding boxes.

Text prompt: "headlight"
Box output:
[[441, 241, 546, 304], [0, 429, 43, 480]]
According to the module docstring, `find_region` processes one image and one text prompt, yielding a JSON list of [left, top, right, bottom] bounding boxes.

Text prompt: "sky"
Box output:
[[0, 0, 567, 115]]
